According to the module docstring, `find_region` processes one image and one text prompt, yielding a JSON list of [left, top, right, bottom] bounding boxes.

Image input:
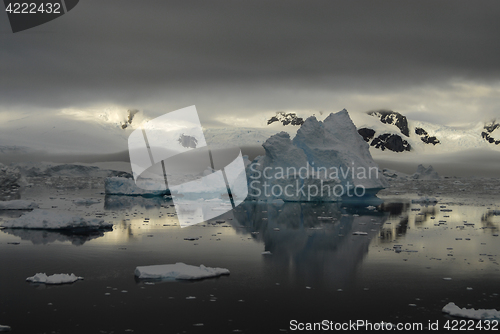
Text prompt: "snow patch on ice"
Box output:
[[134, 262, 230, 280]]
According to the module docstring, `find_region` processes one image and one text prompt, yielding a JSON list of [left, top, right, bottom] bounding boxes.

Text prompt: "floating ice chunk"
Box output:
[[1, 209, 112, 230], [262, 251, 272, 255], [26, 273, 83, 284], [442, 302, 500, 320], [0, 324, 11, 332], [0, 200, 38, 210], [134, 262, 230, 280], [352, 231, 368, 235]]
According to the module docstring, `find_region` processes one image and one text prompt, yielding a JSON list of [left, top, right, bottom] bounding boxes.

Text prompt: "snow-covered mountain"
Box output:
[[350, 110, 499, 153]]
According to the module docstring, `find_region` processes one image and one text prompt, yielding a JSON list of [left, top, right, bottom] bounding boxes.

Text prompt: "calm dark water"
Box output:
[[0, 185, 499, 333]]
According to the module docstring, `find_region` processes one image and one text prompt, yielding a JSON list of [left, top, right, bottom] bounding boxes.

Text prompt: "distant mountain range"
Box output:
[[267, 110, 500, 153], [1, 108, 499, 159]]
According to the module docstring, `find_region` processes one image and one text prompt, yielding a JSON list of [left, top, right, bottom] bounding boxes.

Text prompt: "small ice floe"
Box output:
[[0, 324, 11, 332], [134, 262, 230, 280], [73, 198, 100, 205], [442, 302, 500, 320], [261, 251, 272, 255], [1, 210, 112, 231], [352, 231, 368, 235], [0, 200, 38, 210], [443, 277, 452, 280], [411, 197, 438, 204], [271, 199, 284, 206], [26, 273, 83, 285], [186, 296, 196, 300], [366, 206, 376, 210]]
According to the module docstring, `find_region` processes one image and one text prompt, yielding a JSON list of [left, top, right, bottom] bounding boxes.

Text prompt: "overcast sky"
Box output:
[[1, 0, 500, 127]]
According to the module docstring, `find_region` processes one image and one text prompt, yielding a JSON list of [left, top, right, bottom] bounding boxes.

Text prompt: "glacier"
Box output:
[[246, 109, 389, 202]]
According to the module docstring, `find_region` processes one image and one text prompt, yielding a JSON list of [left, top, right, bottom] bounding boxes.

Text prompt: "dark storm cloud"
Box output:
[[1, 0, 500, 121]]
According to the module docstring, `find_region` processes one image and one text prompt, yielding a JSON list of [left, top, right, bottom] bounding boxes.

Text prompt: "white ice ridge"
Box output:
[[1, 209, 112, 230], [26, 273, 83, 285], [442, 302, 500, 320], [134, 262, 230, 280], [0, 200, 38, 210]]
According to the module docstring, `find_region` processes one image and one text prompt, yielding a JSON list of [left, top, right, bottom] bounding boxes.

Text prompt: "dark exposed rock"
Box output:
[[370, 133, 411, 152], [420, 136, 440, 145], [357, 128, 376, 142], [415, 127, 440, 145], [121, 109, 140, 129], [368, 110, 409, 137], [482, 121, 500, 145], [267, 112, 304, 126], [415, 127, 427, 136]]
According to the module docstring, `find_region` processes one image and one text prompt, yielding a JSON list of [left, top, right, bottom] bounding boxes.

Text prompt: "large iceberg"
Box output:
[[247, 109, 389, 201]]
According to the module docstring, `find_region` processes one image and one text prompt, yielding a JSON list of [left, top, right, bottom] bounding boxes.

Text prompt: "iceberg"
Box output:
[[0, 200, 38, 210], [247, 110, 389, 202], [0, 324, 11, 332], [442, 302, 500, 320], [134, 262, 230, 280], [1, 209, 112, 231], [412, 164, 441, 180], [26, 273, 83, 284]]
